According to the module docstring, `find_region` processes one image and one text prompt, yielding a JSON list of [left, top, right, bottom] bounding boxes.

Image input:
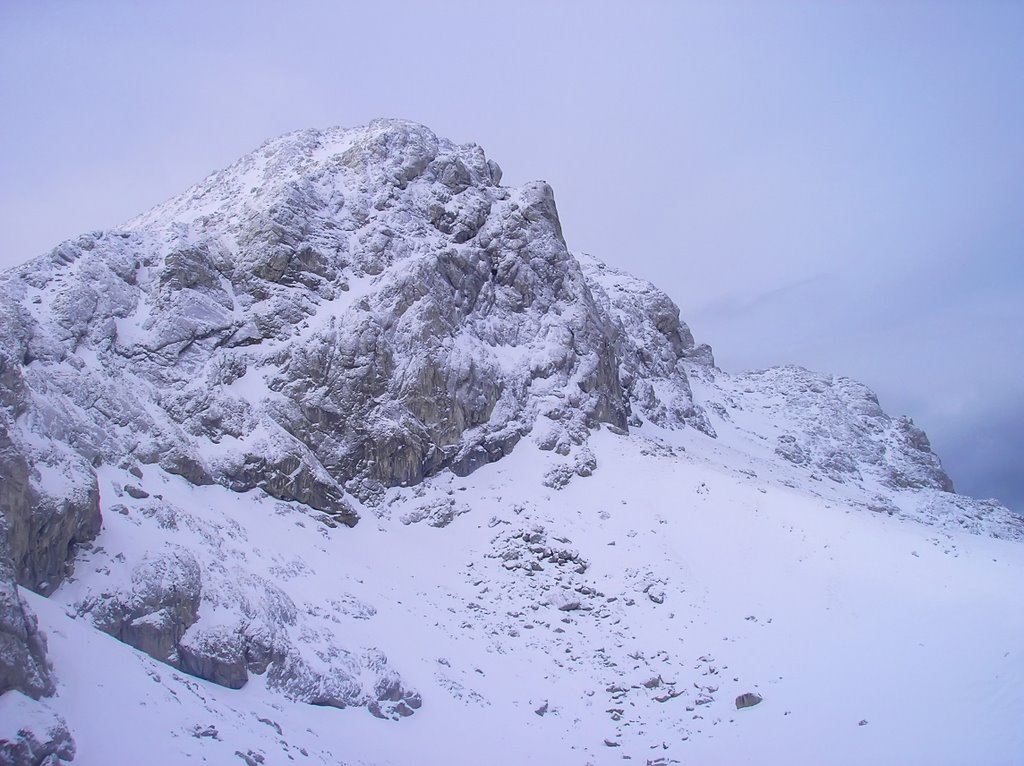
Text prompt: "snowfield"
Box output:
[[21, 423, 1024, 766]]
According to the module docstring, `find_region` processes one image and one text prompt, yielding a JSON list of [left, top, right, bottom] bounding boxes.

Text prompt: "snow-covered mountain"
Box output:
[[1, 120, 1021, 766]]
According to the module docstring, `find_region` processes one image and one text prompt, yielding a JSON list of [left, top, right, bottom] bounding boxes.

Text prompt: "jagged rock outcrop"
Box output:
[[0, 120, 632, 520], [0, 423, 100, 597], [715, 365, 954, 491], [0, 561, 53, 702], [581, 254, 716, 435], [88, 546, 202, 663]]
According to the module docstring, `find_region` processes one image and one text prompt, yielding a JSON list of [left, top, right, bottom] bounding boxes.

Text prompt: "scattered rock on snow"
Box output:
[[735, 692, 763, 709]]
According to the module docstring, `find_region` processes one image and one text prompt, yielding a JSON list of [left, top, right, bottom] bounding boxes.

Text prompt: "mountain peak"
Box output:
[[1, 121, 1021, 764]]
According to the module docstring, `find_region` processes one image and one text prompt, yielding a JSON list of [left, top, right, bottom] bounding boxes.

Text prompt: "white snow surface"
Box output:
[[27, 425, 1024, 765]]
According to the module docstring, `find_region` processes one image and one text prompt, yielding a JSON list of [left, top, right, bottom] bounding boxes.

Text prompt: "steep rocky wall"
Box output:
[[0, 423, 101, 596], [0, 121, 634, 514], [581, 254, 714, 434], [0, 558, 53, 701]]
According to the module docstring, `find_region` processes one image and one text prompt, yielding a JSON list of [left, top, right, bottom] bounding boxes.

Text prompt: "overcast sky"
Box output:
[[1, 1, 1021, 511]]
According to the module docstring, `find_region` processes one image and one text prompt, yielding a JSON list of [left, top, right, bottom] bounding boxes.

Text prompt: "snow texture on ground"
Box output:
[[26, 424, 1024, 765]]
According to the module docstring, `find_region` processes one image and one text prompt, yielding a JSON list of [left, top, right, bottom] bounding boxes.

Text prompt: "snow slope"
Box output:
[[22, 424, 1024, 765]]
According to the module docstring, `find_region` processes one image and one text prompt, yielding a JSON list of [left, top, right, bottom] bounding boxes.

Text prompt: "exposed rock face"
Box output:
[[89, 547, 202, 663], [177, 625, 249, 689], [719, 365, 954, 492], [735, 692, 763, 709], [0, 562, 54, 701], [581, 254, 715, 435], [0, 120, 631, 521], [0, 424, 101, 597], [0, 427, 60, 712]]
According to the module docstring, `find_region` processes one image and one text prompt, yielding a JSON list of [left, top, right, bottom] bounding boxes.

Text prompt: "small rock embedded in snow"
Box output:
[[735, 692, 763, 709]]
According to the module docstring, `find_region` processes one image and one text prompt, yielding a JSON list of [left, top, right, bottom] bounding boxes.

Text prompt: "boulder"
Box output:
[[736, 692, 763, 709], [91, 547, 202, 663]]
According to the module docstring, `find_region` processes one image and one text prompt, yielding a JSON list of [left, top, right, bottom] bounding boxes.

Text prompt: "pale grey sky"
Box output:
[[1, 1, 1021, 510]]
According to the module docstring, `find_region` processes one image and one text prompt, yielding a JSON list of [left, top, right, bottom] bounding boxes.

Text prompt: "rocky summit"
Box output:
[[1, 120, 1021, 765]]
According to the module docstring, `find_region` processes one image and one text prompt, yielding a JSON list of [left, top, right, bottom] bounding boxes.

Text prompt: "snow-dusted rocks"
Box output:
[[0, 418, 100, 598], [581, 253, 715, 435], [0, 553, 69, 764], [0, 119, 1022, 764], [0, 561, 53, 701], [0, 692, 74, 766], [0, 120, 635, 533], [721, 365, 953, 492], [682, 364, 1023, 539], [87, 546, 202, 664], [59, 488, 422, 721]]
